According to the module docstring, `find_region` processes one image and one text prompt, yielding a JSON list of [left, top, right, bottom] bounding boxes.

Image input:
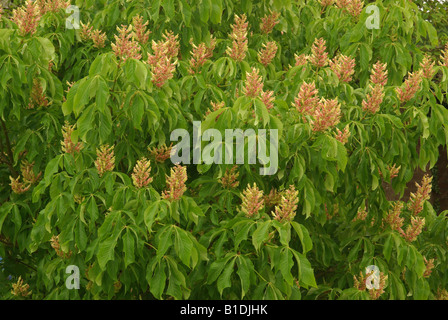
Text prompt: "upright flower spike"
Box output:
[[319, 0, 335, 7], [162, 164, 187, 202], [272, 185, 299, 222], [91, 29, 107, 49], [387, 164, 401, 180], [396, 70, 423, 103], [149, 144, 173, 163], [260, 11, 280, 34], [335, 0, 350, 9], [131, 14, 151, 45], [188, 37, 216, 74], [309, 38, 329, 68], [111, 25, 142, 63], [311, 98, 341, 132], [329, 54, 356, 82], [384, 201, 404, 232], [258, 41, 278, 67], [261, 90, 275, 110], [240, 183, 264, 218], [28, 78, 49, 109], [294, 81, 319, 117], [218, 166, 240, 189], [420, 54, 436, 79], [20, 160, 41, 185], [80, 22, 93, 42], [61, 121, 83, 155], [334, 125, 351, 144], [264, 188, 282, 209], [205, 101, 225, 117], [11, 276, 32, 298], [408, 174, 432, 216], [147, 32, 179, 87], [50, 235, 72, 259], [401, 216, 425, 242], [9, 176, 31, 194], [36, 0, 70, 15], [131, 157, 153, 189], [353, 269, 388, 300], [362, 84, 384, 114], [423, 257, 435, 278], [12, 0, 42, 36], [226, 14, 249, 62], [243, 68, 264, 98], [352, 205, 368, 222], [347, 0, 364, 17], [440, 43, 448, 67], [95, 144, 115, 177], [370, 61, 388, 86], [294, 53, 308, 67]]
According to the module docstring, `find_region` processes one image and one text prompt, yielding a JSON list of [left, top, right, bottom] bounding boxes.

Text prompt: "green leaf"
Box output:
[[210, 0, 222, 24], [279, 247, 294, 285], [252, 220, 271, 251], [236, 256, 253, 298], [123, 229, 135, 268], [97, 235, 118, 270], [174, 227, 193, 268], [217, 256, 236, 296], [291, 249, 317, 288]]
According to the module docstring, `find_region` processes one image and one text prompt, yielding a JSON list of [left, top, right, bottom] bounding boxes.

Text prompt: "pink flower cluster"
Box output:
[[112, 25, 142, 63], [95, 144, 115, 177], [132, 15, 151, 45], [61, 121, 83, 155], [243, 68, 275, 111], [311, 98, 341, 132], [362, 61, 388, 114], [329, 53, 356, 83], [188, 37, 217, 74], [240, 183, 264, 217], [131, 157, 153, 189], [396, 70, 423, 103], [226, 14, 249, 62], [309, 38, 329, 68], [147, 31, 180, 87], [258, 41, 278, 67], [12, 0, 41, 36], [272, 185, 299, 222], [162, 164, 187, 202], [260, 11, 280, 34]]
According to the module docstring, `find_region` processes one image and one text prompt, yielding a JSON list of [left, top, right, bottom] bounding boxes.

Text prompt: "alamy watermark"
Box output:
[[365, 5, 380, 30], [169, 121, 278, 176], [65, 265, 80, 290]]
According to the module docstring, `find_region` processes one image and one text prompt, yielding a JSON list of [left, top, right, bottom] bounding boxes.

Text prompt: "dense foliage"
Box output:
[[1, 0, 448, 300]]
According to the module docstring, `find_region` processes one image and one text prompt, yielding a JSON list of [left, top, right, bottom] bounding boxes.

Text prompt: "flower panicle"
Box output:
[[147, 31, 179, 87], [294, 81, 319, 118], [50, 234, 72, 259], [241, 183, 264, 218], [408, 174, 432, 215], [80, 22, 93, 41], [219, 166, 240, 189], [362, 84, 384, 114], [28, 78, 49, 109], [272, 185, 299, 222], [396, 70, 423, 103], [311, 98, 341, 132], [188, 36, 217, 74], [12, 0, 42, 36], [294, 53, 309, 67], [423, 257, 435, 278], [334, 125, 351, 144], [132, 157, 153, 189], [420, 54, 436, 79], [370, 61, 388, 86], [384, 201, 404, 232], [260, 11, 280, 34], [11, 276, 32, 297], [91, 29, 107, 49], [162, 164, 187, 202], [329, 53, 356, 82], [439, 43, 448, 67], [226, 14, 249, 61], [111, 25, 142, 62], [61, 121, 83, 154], [258, 41, 278, 67], [243, 68, 264, 98], [401, 216, 425, 242], [131, 14, 151, 44], [261, 90, 275, 110], [309, 38, 329, 68], [149, 144, 173, 163], [319, 0, 335, 7], [95, 144, 115, 177]]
